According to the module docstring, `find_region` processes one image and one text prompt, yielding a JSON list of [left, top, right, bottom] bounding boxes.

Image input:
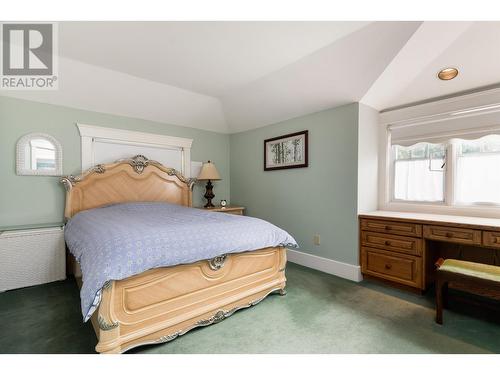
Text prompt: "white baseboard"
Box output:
[[286, 249, 363, 282]]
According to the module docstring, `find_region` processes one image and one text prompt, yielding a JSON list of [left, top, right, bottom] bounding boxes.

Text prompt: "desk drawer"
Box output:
[[361, 231, 422, 256], [483, 231, 500, 248], [361, 247, 422, 288], [423, 225, 481, 245], [360, 219, 422, 237]]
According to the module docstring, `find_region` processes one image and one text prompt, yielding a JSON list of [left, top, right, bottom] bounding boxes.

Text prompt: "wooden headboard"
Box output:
[[61, 155, 195, 219]]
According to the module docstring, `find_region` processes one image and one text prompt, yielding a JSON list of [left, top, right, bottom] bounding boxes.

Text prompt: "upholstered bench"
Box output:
[[435, 258, 500, 324]]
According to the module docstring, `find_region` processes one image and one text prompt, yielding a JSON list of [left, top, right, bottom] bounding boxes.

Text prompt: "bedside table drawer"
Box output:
[[361, 247, 422, 288], [361, 231, 422, 256], [225, 209, 243, 215], [199, 206, 245, 215]]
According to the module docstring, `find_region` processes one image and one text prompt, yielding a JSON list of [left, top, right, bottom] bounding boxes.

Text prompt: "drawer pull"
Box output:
[[385, 263, 392, 270], [494, 237, 499, 244], [445, 232, 453, 238], [385, 225, 392, 230], [385, 240, 391, 246]]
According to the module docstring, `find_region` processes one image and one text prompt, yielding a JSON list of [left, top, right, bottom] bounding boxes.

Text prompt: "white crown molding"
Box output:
[[286, 249, 362, 282], [77, 123, 193, 149], [76, 123, 193, 176]]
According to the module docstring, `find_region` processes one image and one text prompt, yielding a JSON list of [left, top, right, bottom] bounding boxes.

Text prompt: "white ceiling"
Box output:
[[3, 21, 500, 133], [59, 21, 369, 97], [3, 57, 228, 133], [222, 22, 421, 132], [362, 22, 500, 110]]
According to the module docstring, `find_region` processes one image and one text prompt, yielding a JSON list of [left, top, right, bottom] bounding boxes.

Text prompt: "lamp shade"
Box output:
[[197, 160, 221, 181]]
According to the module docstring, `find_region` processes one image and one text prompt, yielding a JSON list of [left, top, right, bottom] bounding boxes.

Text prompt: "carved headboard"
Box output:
[[61, 155, 195, 220]]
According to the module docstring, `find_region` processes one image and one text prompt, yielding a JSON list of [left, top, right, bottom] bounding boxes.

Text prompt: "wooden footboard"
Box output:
[[91, 246, 287, 353], [62, 157, 288, 353]]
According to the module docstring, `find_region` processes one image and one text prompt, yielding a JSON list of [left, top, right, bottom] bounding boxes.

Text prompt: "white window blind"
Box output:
[[390, 119, 500, 147]]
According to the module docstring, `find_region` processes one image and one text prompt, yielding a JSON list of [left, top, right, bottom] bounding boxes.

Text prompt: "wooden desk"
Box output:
[[359, 211, 500, 292]]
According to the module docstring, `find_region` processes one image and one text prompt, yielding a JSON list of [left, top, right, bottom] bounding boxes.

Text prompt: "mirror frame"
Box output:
[[16, 133, 63, 176]]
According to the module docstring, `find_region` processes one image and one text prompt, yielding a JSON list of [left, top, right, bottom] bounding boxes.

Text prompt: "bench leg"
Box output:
[[442, 281, 449, 309], [435, 278, 446, 325]]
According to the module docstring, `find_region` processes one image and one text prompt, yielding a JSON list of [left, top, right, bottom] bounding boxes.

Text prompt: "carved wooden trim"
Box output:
[[89, 247, 287, 354], [60, 155, 194, 219], [154, 286, 285, 345], [208, 255, 227, 270], [97, 315, 119, 331]]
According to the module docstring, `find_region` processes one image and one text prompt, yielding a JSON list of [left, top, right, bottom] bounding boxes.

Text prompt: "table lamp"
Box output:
[[197, 160, 221, 208]]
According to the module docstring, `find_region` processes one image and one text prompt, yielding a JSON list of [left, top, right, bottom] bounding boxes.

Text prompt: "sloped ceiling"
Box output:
[[2, 21, 500, 133], [222, 22, 421, 132], [58, 21, 370, 97], [364, 22, 500, 110]]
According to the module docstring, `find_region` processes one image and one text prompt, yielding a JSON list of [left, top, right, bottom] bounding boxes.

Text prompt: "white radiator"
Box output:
[[0, 226, 66, 292]]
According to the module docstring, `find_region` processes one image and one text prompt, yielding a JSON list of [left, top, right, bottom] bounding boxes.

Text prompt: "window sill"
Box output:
[[381, 201, 500, 220]]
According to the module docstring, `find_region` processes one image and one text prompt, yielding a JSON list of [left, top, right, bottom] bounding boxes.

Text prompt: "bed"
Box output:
[[61, 155, 295, 353]]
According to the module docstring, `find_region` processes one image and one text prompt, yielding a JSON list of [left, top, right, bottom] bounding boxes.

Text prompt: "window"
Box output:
[[455, 135, 500, 205], [392, 143, 445, 202], [389, 131, 500, 208]]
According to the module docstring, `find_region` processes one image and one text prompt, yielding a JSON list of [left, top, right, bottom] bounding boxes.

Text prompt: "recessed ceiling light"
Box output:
[[438, 67, 459, 81]]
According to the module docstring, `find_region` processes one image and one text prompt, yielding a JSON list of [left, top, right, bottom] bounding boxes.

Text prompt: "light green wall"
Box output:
[[0, 96, 363, 266], [230, 103, 360, 265], [0, 95, 230, 226]]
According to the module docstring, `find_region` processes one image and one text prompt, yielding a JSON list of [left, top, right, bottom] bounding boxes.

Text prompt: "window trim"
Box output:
[[380, 129, 500, 218], [378, 87, 500, 219]]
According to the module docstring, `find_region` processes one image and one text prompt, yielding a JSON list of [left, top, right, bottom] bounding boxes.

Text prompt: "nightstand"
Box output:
[[199, 206, 245, 215]]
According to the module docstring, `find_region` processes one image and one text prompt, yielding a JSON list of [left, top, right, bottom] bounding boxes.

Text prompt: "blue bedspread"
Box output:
[[64, 202, 297, 321]]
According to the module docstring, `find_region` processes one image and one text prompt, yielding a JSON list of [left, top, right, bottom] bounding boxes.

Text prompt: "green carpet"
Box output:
[[0, 263, 498, 354]]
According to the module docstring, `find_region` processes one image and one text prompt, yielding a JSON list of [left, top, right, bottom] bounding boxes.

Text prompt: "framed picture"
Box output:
[[264, 130, 308, 171]]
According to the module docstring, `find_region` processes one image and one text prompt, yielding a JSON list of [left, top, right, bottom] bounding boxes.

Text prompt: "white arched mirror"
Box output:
[[16, 133, 63, 176]]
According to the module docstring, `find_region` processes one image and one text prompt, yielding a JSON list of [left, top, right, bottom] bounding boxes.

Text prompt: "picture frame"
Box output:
[[264, 130, 308, 171]]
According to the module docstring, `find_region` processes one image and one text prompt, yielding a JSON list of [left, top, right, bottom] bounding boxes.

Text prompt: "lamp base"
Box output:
[[203, 180, 215, 208]]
